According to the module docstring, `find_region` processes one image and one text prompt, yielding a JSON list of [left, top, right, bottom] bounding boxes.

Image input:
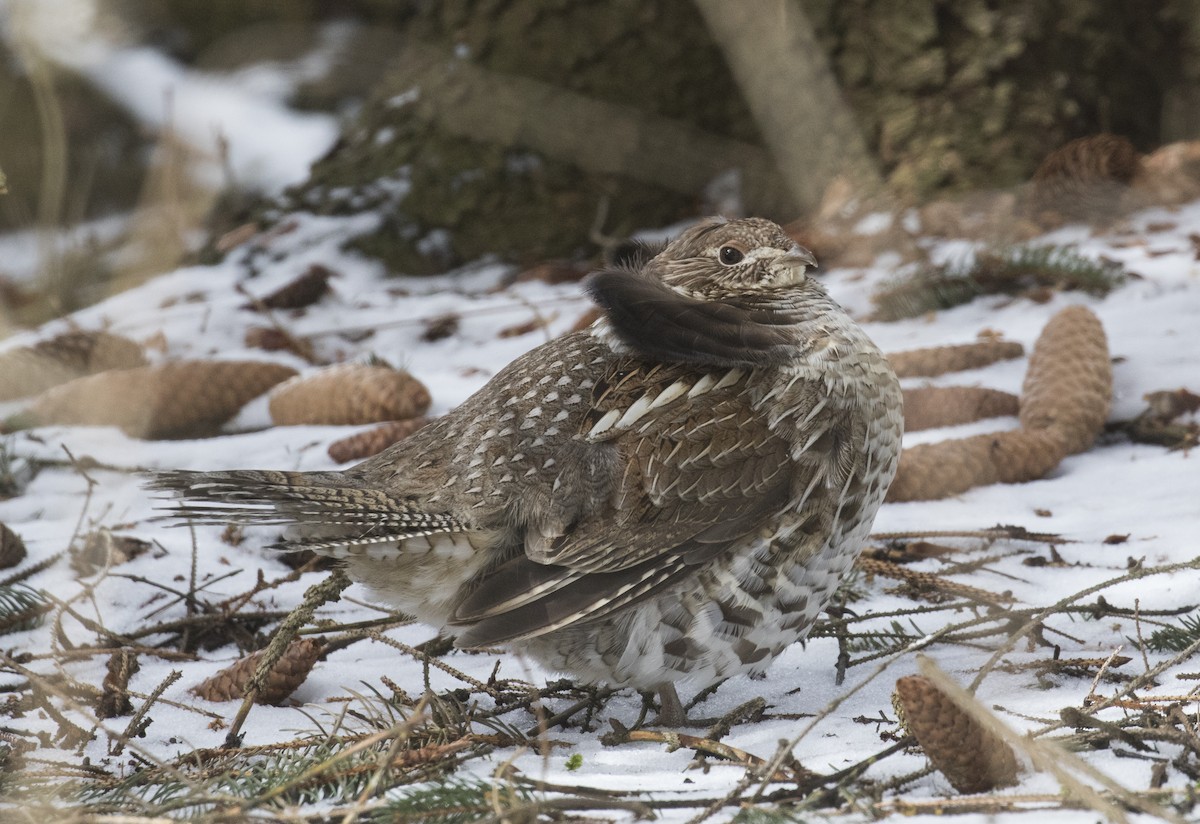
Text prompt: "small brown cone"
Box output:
[[886, 429, 1067, 502], [498, 317, 545, 339], [44, 330, 146, 372], [327, 418, 430, 463], [243, 326, 316, 360], [1020, 306, 1111, 455], [1030, 134, 1141, 226], [902, 386, 1019, 432], [242, 263, 334, 311], [71, 529, 153, 576], [96, 649, 139, 719], [0, 331, 146, 401], [421, 313, 460, 342], [192, 638, 321, 705], [18, 361, 297, 439], [887, 341, 1024, 378], [1142, 388, 1200, 421], [894, 674, 1018, 794], [0, 523, 27, 569], [269, 363, 431, 426], [215, 222, 260, 253], [244, 326, 293, 351]]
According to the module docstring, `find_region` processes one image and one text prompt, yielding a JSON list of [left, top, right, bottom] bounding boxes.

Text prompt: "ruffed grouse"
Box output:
[[153, 217, 903, 726]]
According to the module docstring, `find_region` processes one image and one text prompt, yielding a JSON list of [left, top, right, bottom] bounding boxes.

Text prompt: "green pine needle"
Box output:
[[841, 620, 924, 654], [730, 805, 809, 822], [872, 244, 1127, 321], [1143, 614, 1200, 653], [0, 585, 49, 635], [377, 777, 534, 823]]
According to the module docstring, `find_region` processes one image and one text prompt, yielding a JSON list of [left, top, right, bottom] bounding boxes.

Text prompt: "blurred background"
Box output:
[[2, 0, 1198, 332]]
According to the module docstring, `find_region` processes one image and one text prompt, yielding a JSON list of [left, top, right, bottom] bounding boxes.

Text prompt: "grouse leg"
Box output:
[[657, 683, 687, 727]]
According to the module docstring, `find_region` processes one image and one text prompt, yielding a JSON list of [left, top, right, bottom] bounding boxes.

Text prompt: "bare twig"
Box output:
[[223, 570, 351, 748], [112, 670, 182, 756]]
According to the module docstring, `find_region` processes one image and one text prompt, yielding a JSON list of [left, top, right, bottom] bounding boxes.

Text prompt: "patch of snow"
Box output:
[[0, 215, 130, 284], [4, 1, 338, 192], [853, 210, 894, 235]]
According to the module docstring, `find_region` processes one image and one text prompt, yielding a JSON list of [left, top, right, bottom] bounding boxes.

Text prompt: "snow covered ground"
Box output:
[[2, 198, 1198, 820], [2, 0, 339, 192]]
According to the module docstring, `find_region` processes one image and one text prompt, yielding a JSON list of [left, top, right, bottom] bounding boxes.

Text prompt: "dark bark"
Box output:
[[271, 0, 1192, 272]]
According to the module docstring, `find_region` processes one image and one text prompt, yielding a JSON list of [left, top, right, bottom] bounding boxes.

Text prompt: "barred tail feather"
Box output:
[[147, 469, 463, 537]]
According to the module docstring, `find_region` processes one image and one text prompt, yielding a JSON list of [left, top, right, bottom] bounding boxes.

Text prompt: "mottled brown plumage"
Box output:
[[152, 217, 903, 724]]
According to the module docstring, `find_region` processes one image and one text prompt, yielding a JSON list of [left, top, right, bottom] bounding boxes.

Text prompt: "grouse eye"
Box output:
[[718, 246, 745, 266]]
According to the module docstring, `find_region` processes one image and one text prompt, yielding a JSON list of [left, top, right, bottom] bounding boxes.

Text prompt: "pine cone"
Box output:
[[894, 674, 1018, 794], [0, 523, 27, 570], [498, 317, 545, 338], [244, 326, 292, 351], [192, 638, 322, 704], [18, 361, 297, 439], [71, 529, 153, 576], [269, 363, 431, 426], [243, 326, 315, 361], [1030, 134, 1141, 226], [0, 331, 146, 401], [327, 418, 430, 463], [887, 341, 1024, 378], [886, 429, 1067, 502], [421, 314, 460, 342], [242, 264, 334, 311], [902, 386, 1019, 432], [1020, 306, 1111, 455], [1142, 388, 1200, 422], [215, 222, 260, 254]]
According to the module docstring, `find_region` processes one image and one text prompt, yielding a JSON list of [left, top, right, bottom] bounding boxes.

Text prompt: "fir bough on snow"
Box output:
[[871, 245, 1127, 321], [1143, 614, 1200, 653], [0, 584, 48, 635], [379, 777, 535, 823]]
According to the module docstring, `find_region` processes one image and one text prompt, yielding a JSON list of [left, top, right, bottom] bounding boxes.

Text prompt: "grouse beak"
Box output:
[[783, 244, 818, 270], [769, 244, 818, 286]]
